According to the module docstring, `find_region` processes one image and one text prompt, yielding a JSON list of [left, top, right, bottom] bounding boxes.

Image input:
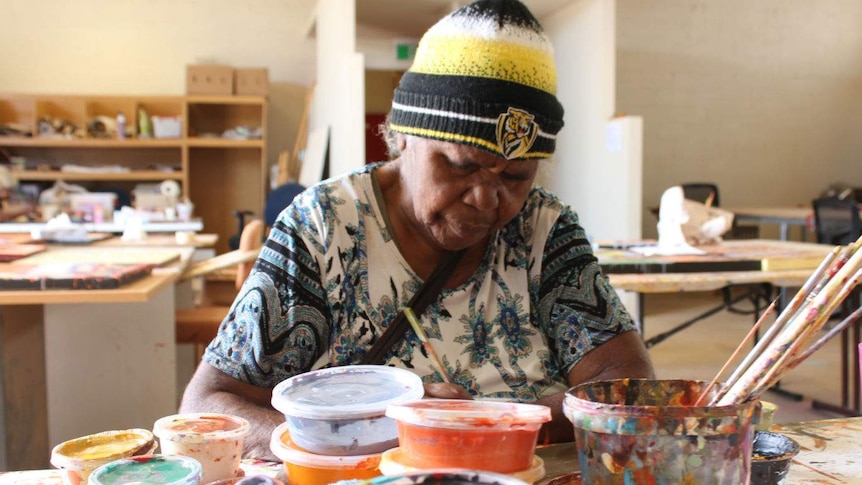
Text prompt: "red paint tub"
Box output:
[[563, 379, 758, 485], [385, 399, 551, 474]]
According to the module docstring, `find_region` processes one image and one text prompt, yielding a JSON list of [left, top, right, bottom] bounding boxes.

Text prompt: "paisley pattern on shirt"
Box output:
[[204, 163, 636, 401]]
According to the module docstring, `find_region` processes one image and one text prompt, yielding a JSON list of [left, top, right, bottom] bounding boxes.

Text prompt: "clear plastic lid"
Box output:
[[385, 399, 551, 429], [271, 365, 425, 420]]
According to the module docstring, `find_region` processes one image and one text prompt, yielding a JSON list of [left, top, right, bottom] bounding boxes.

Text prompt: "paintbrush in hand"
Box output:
[[403, 307, 451, 383]]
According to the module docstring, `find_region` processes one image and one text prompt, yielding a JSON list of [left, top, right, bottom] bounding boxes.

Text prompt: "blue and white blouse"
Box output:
[[204, 164, 635, 401]]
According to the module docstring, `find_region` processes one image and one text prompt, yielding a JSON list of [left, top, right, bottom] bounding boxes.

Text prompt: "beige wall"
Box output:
[[617, 0, 862, 239], [0, 0, 317, 185]]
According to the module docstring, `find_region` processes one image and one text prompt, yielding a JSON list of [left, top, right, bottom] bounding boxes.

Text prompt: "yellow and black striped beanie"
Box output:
[[389, 0, 564, 161]]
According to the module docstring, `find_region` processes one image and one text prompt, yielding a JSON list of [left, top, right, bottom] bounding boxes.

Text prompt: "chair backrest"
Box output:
[[812, 197, 862, 246], [264, 182, 306, 227], [236, 219, 265, 290], [681, 182, 720, 207]]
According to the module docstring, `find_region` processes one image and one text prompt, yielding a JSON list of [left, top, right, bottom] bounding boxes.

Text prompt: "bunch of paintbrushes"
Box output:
[[695, 235, 862, 406]]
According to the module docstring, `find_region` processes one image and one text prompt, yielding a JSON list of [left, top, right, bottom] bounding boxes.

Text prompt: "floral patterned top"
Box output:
[[203, 164, 635, 401]]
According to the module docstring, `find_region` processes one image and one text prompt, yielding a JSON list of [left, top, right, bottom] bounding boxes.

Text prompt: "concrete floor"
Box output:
[[641, 290, 856, 424]]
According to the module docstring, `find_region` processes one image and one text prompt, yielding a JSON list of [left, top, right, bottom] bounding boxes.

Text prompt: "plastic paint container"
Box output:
[[756, 400, 779, 431], [750, 430, 800, 485], [385, 399, 551, 474], [153, 413, 250, 484], [352, 469, 531, 484], [271, 365, 424, 456], [50, 428, 157, 485], [563, 379, 758, 485], [269, 422, 382, 485], [87, 454, 202, 485], [380, 447, 547, 484]]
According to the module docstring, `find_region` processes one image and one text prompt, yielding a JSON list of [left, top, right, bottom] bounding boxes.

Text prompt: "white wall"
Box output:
[[543, 0, 641, 241], [617, 0, 862, 239], [312, 0, 366, 178]]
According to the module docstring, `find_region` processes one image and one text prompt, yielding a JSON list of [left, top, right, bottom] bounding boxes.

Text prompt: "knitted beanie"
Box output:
[[389, 0, 564, 161]]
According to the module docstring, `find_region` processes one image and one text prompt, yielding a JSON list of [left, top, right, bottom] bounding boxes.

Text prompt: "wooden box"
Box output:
[[234, 68, 270, 96], [186, 65, 234, 95]]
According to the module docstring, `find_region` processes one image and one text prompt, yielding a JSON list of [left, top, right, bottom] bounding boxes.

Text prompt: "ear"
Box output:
[[396, 133, 407, 152]]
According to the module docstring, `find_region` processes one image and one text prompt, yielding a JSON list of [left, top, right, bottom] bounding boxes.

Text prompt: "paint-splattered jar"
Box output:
[[271, 365, 425, 456], [563, 379, 758, 485], [152, 413, 250, 484], [50, 428, 157, 485], [87, 454, 201, 485], [269, 422, 383, 485], [384, 399, 551, 474]]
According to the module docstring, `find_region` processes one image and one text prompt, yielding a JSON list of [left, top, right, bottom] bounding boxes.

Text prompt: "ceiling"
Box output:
[[356, 0, 575, 38]]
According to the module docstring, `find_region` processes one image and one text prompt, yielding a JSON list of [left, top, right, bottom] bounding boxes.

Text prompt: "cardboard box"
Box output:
[[186, 64, 234, 95], [234, 68, 270, 96]]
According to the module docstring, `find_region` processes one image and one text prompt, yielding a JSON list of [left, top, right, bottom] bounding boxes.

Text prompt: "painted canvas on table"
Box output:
[[0, 263, 152, 290]]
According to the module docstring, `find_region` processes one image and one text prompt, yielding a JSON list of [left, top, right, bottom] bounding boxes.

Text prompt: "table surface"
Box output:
[[728, 206, 813, 223], [596, 239, 834, 293], [0, 219, 204, 234]]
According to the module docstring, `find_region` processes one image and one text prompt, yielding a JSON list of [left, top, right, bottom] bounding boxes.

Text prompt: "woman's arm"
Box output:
[[535, 330, 654, 443], [179, 362, 283, 461]]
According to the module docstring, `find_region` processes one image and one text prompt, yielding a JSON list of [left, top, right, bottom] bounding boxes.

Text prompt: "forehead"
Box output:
[[412, 137, 538, 169]]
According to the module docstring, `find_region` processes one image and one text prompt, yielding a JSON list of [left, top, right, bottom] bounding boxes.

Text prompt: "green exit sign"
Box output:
[[394, 39, 419, 61]]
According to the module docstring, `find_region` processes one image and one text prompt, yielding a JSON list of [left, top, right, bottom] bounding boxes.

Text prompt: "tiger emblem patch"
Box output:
[[495, 107, 539, 160]]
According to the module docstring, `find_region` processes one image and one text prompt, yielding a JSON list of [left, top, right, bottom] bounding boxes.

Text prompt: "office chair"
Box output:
[[264, 182, 306, 227], [812, 197, 862, 246], [811, 197, 862, 412], [681, 182, 720, 207], [680, 182, 759, 240]]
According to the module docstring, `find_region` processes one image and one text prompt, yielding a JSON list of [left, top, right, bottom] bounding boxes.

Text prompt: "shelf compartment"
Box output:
[[186, 102, 264, 138], [0, 95, 36, 135]]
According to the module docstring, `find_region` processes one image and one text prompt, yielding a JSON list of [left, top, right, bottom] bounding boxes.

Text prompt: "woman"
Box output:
[[181, 0, 653, 459]]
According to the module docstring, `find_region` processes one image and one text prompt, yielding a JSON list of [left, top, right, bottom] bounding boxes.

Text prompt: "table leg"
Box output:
[[0, 305, 50, 470]]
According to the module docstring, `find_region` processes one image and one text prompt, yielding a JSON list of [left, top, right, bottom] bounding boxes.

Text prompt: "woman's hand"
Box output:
[[423, 382, 473, 400]]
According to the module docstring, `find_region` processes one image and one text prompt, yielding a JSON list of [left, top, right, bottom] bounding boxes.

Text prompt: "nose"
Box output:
[[464, 173, 501, 211]]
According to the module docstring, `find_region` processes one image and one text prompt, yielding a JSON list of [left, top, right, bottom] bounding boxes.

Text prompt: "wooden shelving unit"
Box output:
[[0, 93, 267, 253]]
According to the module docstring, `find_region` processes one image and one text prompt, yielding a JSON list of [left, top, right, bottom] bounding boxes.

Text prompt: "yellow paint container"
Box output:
[[49, 428, 156, 485]]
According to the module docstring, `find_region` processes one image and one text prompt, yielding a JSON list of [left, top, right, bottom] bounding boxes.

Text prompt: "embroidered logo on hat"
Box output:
[[496, 107, 539, 160]]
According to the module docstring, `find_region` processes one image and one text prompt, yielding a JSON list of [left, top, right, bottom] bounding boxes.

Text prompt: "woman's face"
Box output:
[[397, 136, 539, 252]]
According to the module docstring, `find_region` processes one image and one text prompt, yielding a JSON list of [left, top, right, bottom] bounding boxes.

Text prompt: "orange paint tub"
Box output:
[[385, 399, 551, 474], [269, 422, 382, 485]]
